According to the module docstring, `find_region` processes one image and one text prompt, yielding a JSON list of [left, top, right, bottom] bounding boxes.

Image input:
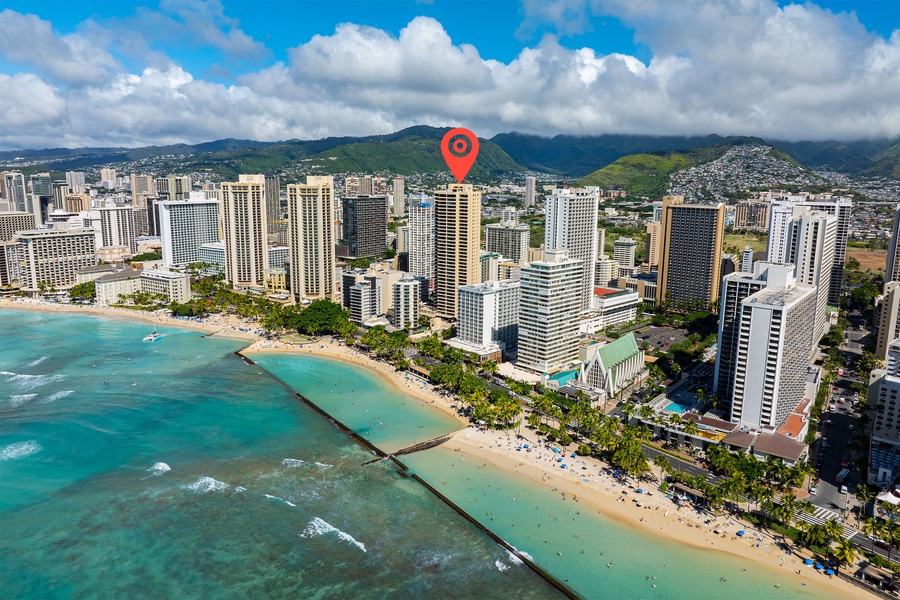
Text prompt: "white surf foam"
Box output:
[[284, 501, 296, 507], [299, 517, 366, 552], [282, 458, 308, 468], [495, 560, 509, 572], [234, 486, 247, 493], [0, 440, 42, 460], [148, 462, 171, 475], [26, 356, 49, 367], [507, 546, 531, 562], [184, 476, 229, 492], [314, 462, 333, 469], [0, 371, 66, 392], [41, 390, 73, 404], [10, 394, 37, 408]]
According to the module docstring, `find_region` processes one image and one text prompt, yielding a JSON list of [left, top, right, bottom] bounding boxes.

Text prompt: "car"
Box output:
[[875, 540, 892, 551], [840, 485, 849, 494]]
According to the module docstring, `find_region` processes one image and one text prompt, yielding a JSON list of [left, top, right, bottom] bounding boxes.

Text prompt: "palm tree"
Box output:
[[653, 454, 671, 479], [621, 401, 637, 423], [833, 538, 858, 575], [639, 404, 654, 422], [823, 519, 843, 552], [683, 419, 699, 437]]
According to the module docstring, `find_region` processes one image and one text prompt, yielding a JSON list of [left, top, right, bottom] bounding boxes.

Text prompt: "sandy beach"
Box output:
[[0, 297, 261, 342], [2, 299, 873, 599]]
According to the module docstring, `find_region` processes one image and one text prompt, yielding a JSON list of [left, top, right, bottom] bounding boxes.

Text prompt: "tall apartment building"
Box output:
[[391, 274, 420, 329], [644, 222, 661, 269], [729, 276, 817, 430], [867, 340, 900, 484], [544, 187, 599, 311], [887, 206, 900, 284], [1, 172, 27, 212], [715, 263, 793, 408], [734, 199, 770, 230], [342, 195, 387, 258], [0, 241, 21, 287], [613, 237, 637, 268], [657, 196, 725, 310], [100, 168, 117, 186], [392, 177, 405, 217], [435, 184, 481, 319], [158, 198, 220, 266], [594, 255, 619, 288], [448, 279, 520, 359], [741, 246, 754, 272], [221, 180, 268, 287], [14, 228, 97, 291], [517, 250, 583, 374], [99, 206, 137, 254], [524, 176, 536, 208], [876, 282, 900, 361], [0, 212, 36, 242], [484, 220, 529, 265], [262, 174, 280, 235], [287, 176, 335, 302], [767, 194, 851, 304], [789, 211, 836, 342], [130, 175, 155, 207], [155, 176, 192, 201], [29, 173, 52, 198], [65, 171, 86, 194]]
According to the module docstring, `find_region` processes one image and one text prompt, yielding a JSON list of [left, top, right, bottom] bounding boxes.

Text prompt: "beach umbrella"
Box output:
[[825, 569, 835, 576], [637, 489, 644, 494], [736, 531, 746, 537], [804, 559, 814, 566], [815, 564, 824, 570], [561, 464, 567, 469]]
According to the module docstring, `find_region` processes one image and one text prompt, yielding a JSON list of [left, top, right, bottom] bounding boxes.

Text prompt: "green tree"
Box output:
[[833, 538, 858, 575], [69, 280, 96, 301]]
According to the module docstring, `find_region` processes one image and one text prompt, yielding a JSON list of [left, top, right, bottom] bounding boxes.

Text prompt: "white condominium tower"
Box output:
[[484, 218, 529, 266], [287, 176, 336, 302], [766, 194, 851, 304], [517, 249, 584, 374], [729, 272, 817, 430], [158, 198, 220, 267], [99, 206, 137, 254], [408, 202, 435, 283], [435, 184, 481, 319], [524, 176, 535, 208], [544, 187, 598, 311], [222, 180, 268, 287], [887, 205, 900, 284]]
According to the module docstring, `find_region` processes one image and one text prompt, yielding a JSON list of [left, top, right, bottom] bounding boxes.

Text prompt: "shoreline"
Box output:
[[3, 301, 871, 599]]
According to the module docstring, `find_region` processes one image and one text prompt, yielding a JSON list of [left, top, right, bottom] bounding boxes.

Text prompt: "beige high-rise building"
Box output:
[[392, 177, 405, 217], [0, 211, 36, 242], [130, 175, 155, 207], [877, 282, 900, 361], [287, 176, 335, 302], [156, 176, 192, 201], [645, 221, 661, 268], [887, 206, 900, 284], [14, 228, 97, 292], [64, 194, 89, 213], [435, 184, 481, 319], [657, 196, 725, 310], [221, 180, 268, 287]]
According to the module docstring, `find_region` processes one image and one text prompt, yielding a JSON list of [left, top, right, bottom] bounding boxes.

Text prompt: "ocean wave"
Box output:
[[507, 546, 531, 562], [41, 390, 73, 404], [0, 371, 66, 392], [282, 458, 333, 469], [495, 560, 509, 572], [26, 356, 49, 367], [234, 486, 247, 493], [148, 462, 171, 475], [184, 476, 229, 493], [0, 440, 42, 460], [9, 394, 37, 408], [284, 500, 296, 507], [299, 517, 366, 553]]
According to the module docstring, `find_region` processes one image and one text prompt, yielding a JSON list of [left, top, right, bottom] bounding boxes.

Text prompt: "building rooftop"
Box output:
[[141, 269, 187, 280], [722, 430, 756, 449], [96, 268, 141, 283], [682, 413, 738, 434], [593, 287, 625, 297], [752, 433, 807, 461], [595, 333, 640, 367], [743, 283, 814, 309]]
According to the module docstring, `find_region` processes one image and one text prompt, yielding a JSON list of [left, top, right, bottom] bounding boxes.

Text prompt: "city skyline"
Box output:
[[1, 0, 899, 150]]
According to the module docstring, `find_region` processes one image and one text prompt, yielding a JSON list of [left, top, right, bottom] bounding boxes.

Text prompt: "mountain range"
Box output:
[[2, 126, 898, 190]]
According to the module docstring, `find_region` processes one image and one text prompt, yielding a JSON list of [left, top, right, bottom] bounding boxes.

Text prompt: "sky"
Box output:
[[1, 0, 899, 149]]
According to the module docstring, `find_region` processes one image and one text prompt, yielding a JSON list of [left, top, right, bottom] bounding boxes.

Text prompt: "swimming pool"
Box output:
[[666, 402, 688, 413]]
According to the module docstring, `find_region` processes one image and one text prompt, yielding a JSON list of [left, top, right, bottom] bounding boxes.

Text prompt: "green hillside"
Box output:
[[574, 146, 729, 197]]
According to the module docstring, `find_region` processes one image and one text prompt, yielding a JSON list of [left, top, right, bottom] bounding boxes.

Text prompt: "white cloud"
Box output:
[[0, 2, 899, 149]]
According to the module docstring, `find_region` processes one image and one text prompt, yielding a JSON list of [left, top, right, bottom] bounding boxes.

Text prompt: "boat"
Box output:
[[143, 325, 163, 342]]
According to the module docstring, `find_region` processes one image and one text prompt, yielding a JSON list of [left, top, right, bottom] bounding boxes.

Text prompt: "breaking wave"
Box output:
[[10, 394, 37, 408], [299, 517, 366, 552], [0, 371, 66, 392], [184, 476, 229, 492], [148, 462, 171, 475], [0, 440, 42, 460]]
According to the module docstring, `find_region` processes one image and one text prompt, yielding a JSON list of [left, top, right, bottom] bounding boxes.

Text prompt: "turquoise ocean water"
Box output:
[[1, 310, 841, 599]]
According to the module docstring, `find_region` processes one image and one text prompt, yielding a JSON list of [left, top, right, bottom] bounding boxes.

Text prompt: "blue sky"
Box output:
[[0, 1, 899, 148]]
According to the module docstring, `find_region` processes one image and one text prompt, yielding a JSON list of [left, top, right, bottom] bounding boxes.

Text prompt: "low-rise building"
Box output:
[[140, 269, 191, 303], [95, 268, 142, 305], [579, 333, 646, 396]]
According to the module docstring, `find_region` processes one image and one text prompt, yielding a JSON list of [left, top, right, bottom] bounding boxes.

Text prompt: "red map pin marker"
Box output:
[[441, 128, 479, 183]]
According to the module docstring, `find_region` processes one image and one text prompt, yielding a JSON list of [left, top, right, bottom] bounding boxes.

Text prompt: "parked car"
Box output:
[[840, 485, 849, 494]]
